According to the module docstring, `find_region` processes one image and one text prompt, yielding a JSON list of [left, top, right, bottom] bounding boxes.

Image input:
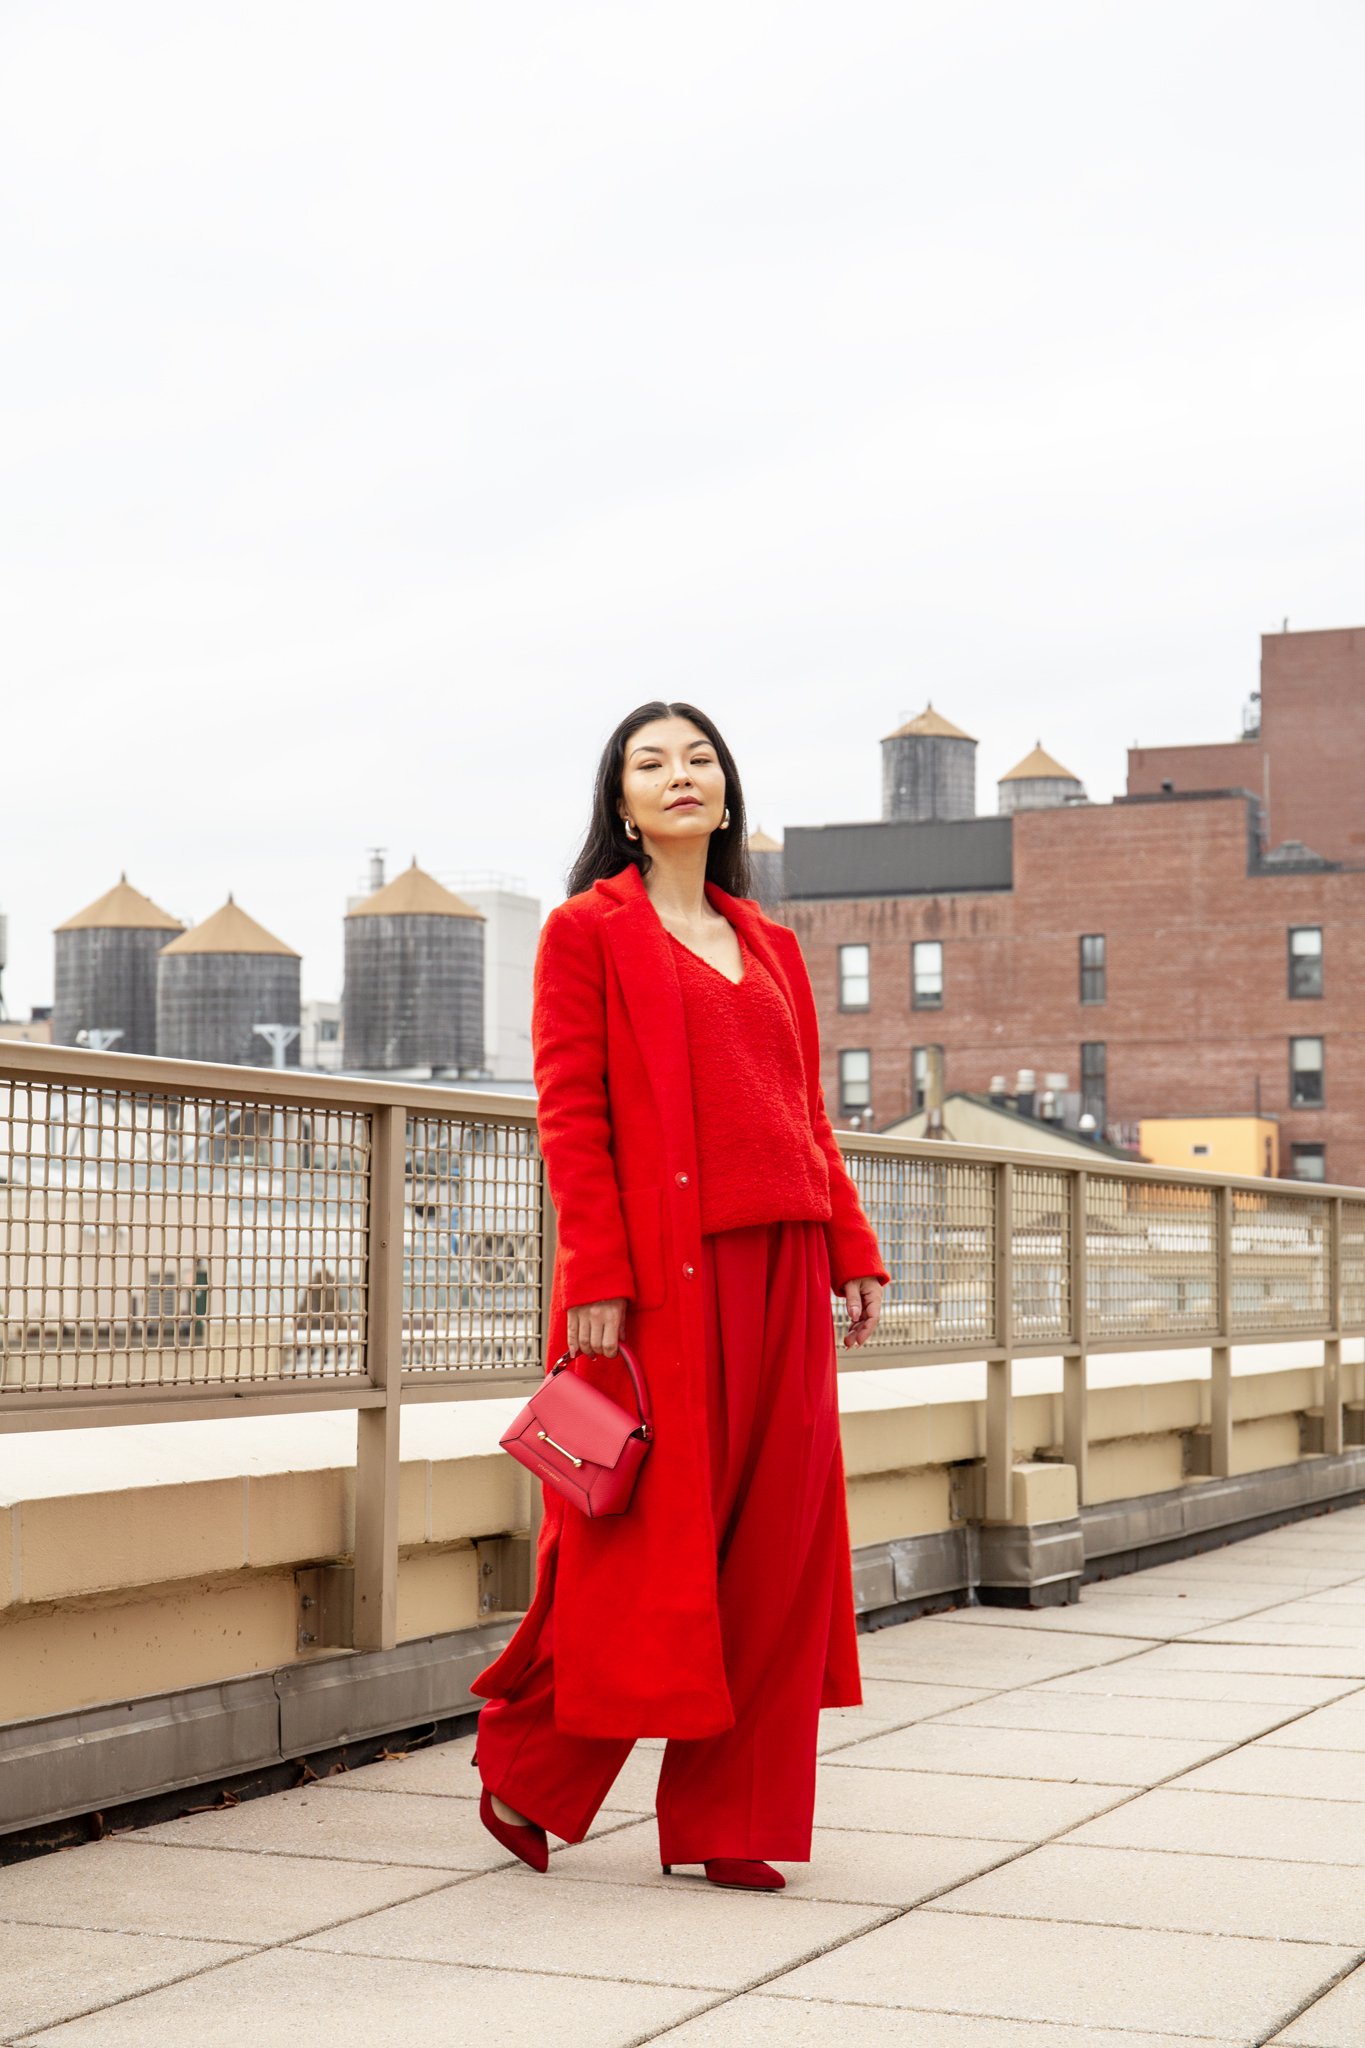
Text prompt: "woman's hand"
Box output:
[[566, 1297, 627, 1357], [842, 1277, 884, 1349]]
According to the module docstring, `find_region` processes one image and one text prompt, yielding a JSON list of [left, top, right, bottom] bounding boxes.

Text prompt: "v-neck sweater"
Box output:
[[669, 923, 832, 1236]]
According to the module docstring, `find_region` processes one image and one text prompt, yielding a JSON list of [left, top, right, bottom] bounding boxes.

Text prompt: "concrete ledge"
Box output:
[[0, 1618, 518, 1838]]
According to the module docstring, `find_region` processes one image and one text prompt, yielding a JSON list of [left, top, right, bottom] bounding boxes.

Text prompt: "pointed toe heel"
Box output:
[[660, 1858, 785, 1890], [704, 1858, 785, 1891], [478, 1785, 549, 1873]]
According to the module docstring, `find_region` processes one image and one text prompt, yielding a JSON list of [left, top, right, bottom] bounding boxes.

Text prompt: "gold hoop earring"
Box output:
[[720, 808, 731, 829], [623, 817, 639, 841]]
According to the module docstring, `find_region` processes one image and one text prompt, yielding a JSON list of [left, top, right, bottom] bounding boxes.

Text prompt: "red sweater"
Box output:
[[670, 923, 833, 1235]]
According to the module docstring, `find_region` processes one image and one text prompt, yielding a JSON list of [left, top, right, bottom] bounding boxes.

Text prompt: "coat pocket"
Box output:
[[620, 1184, 667, 1311]]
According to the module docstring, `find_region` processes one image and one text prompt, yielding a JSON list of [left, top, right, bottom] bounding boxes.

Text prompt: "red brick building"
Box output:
[[783, 627, 1365, 1185], [1129, 625, 1365, 864]]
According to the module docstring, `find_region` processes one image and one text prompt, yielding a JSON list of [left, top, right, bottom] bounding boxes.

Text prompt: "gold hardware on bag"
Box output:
[[537, 1429, 583, 1468]]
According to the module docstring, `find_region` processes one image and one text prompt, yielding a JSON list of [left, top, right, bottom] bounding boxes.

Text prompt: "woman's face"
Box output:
[[618, 716, 727, 849]]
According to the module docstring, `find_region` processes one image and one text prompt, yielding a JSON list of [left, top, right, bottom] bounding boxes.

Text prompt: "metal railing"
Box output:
[[3, 1042, 1363, 1646]]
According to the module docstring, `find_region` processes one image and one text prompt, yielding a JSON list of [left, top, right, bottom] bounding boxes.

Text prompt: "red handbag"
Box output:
[[500, 1342, 654, 1517]]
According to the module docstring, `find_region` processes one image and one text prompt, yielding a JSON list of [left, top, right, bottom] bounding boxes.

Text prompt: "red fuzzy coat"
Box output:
[[471, 860, 887, 1739]]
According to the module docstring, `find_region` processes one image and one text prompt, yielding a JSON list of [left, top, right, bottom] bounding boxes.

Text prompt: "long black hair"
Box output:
[[566, 701, 752, 901]]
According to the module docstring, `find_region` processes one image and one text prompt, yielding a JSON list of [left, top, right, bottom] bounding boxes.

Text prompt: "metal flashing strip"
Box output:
[[1082, 1447, 1365, 1569], [0, 1618, 518, 1838], [855, 1448, 1365, 1621]]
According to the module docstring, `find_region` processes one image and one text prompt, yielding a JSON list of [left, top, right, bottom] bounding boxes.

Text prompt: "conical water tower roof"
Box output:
[[1000, 742, 1080, 784], [159, 896, 299, 956], [55, 874, 183, 933], [747, 828, 783, 853], [346, 859, 484, 920], [882, 703, 975, 743]]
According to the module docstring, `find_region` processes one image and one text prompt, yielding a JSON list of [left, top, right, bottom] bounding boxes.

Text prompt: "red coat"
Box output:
[[471, 860, 886, 1740]]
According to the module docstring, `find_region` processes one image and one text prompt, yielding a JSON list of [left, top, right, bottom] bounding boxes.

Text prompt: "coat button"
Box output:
[[675, 1171, 689, 1186], [682, 1262, 696, 1279]]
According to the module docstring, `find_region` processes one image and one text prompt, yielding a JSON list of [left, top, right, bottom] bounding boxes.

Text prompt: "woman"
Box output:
[[469, 701, 889, 1891]]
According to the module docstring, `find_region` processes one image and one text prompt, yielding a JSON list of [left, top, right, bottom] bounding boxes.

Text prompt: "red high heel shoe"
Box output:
[[478, 1783, 549, 1874], [662, 1859, 785, 1891]]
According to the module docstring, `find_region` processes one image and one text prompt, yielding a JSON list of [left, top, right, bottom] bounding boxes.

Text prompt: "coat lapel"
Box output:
[[597, 865, 696, 1167]]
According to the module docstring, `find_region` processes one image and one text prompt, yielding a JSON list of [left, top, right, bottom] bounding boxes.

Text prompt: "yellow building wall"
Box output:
[[1139, 1116, 1278, 1178]]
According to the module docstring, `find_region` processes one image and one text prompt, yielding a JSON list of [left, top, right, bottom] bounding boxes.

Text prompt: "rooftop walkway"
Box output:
[[4, 1506, 1365, 2048]]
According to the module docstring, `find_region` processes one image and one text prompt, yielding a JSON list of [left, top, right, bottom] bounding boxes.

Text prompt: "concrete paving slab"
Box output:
[[829, 1718, 1220, 1786], [0, 1920, 243, 2039], [1261, 1698, 1365, 1750], [1033, 1665, 1358, 1707], [138, 1784, 524, 1868], [765, 1905, 1350, 2040], [548, 1816, 1018, 1905], [1173, 1744, 1365, 1801], [297, 1868, 887, 1991], [311, 1741, 483, 1799], [645, 1992, 1216, 2047], [1129, 1641, 1365, 1678], [931, 1839, 1365, 1943], [934, 1686, 1302, 1742], [0, 1839, 454, 1945], [1075, 1581, 1294, 1613], [823, 1676, 998, 1721], [1261, 1596, 1365, 1622], [814, 1761, 1126, 1839], [1067, 1786, 1365, 1864], [1270, 1956, 1365, 2045], [1216, 1558, 1365, 1582], [12, 1944, 714, 2048], [324, 1738, 658, 1813], [1182, 1618, 1365, 1651], [929, 1604, 1170, 1639], [858, 1620, 1142, 1686], [1112, 1563, 1362, 1591]]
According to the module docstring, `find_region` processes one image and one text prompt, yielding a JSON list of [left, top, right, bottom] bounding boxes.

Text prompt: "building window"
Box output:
[[1291, 1143, 1326, 1182], [911, 1044, 944, 1113], [912, 940, 943, 1010], [839, 1048, 871, 1113], [319, 1018, 340, 1042], [1290, 1036, 1324, 1107], [1080, 934, 1106, 1004], [141, 1268, 181, 1327], [1289, 926, 1322, 999], [839, 943, 870, 1010], [1080, 1041, 1106, 1128]]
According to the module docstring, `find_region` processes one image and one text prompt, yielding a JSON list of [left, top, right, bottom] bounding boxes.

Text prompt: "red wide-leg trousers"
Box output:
[[474, 1217, 849, 1865]]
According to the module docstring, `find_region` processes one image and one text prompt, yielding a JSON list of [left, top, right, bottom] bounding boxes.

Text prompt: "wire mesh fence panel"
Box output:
[[0, 1080, 371, 1392], [402, 1114, 544, 1374], [1343, 1202, 1365, 1332], [1084, 1173, 1218, 1341], [1229, 1187, 1329, 1335], [841, 1148, 997, 1350], [1013, 1167, 1072, 1342]]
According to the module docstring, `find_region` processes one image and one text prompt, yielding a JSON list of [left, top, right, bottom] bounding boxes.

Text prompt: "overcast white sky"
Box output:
[[4, 0, 1363, 1017]]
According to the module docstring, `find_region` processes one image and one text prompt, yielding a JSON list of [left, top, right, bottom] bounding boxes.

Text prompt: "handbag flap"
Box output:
[[524, 1368, 642, 1471]]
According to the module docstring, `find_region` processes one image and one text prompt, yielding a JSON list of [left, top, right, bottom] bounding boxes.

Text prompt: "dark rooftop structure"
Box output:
[[782, 815, 1013, 901]]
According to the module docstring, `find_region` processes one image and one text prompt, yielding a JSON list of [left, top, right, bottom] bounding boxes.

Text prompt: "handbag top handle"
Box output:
[[550, 1341, 652, 1432]]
